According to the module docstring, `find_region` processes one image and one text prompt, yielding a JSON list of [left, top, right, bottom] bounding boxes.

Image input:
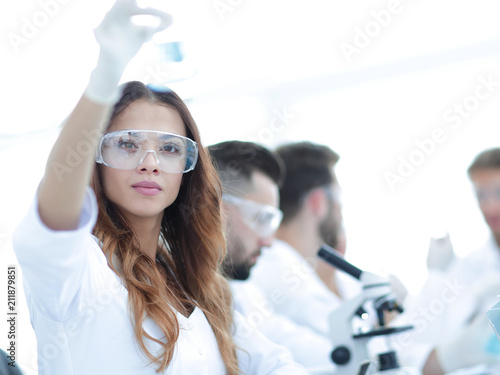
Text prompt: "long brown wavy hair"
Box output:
[[91, 81, 239, 373]]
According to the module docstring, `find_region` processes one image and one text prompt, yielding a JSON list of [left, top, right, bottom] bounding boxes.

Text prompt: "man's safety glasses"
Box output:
[[475, 187, 500, 203], [96, 130, 198, 174], [223, 194, 283, 238]]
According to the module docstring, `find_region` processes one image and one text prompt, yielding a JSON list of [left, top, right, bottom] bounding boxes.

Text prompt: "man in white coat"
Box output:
[[404, 148, 500, 374], [248, 142, 415, 375], [209, 140, 337, 374], [248, 142, 362, 338]]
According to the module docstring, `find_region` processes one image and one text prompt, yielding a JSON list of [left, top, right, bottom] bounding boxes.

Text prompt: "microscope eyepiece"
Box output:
[[317, 244, 363, 280]]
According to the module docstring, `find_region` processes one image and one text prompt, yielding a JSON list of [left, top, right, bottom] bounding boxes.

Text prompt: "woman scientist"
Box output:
[[12, 0, 306, 374]]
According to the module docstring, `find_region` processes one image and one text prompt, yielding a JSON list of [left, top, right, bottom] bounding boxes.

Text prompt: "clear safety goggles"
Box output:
[[322, 185, 342, 203], [475, 187, 500, 203], [96, 130, 198, 174], [223, 194, 283, 238]]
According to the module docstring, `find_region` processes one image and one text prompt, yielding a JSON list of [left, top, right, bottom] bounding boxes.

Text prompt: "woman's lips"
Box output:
[[132, 181, 162, 196]]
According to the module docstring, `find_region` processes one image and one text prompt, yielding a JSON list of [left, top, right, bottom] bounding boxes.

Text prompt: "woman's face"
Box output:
[[101, 100, 186, 222]]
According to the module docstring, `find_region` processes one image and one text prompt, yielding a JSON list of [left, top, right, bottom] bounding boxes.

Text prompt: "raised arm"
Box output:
[[38, 0, 172, 230]]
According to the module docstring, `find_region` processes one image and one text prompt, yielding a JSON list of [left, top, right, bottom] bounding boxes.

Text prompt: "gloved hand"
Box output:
[[426, 232, 456, 272], [436, 312, 500, 372], [85, 0, 172, 103], [466, 274, 500, 310], [487, 299, 500, 342], [388, 273, 408, 305]]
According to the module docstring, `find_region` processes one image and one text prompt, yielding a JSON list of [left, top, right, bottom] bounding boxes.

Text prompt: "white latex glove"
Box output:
[[467, 274, 500, 311], [86, 0, 172, 103], [426, 232, 456, 272], [436, 312, 500, 372], [446, 273, 500, 340], [389, 273, 408, 305]]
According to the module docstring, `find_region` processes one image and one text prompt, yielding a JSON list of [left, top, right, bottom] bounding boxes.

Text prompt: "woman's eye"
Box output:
[[118, 140, 138, 150], [160, 143, 180, 153]]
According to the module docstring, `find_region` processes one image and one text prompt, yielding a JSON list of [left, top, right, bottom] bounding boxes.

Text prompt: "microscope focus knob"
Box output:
[[331, 346, 350, 365]]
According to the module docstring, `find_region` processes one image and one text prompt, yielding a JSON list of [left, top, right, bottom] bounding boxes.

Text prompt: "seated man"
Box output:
[[248, 141, 409, 372], [209, 140, 336, 374], [248, 141, 361, 336]]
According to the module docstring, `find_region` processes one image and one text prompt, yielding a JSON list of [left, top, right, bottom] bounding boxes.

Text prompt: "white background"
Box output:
[[2, 0, 500, 373]]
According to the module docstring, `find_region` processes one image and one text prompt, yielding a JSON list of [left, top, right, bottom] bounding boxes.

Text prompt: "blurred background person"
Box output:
[[315, 223, 348, 296], [209, 140, 337, 374], [209, 141, 283, 281], [249, 141, 363, 337], [249, 140, 411, 373], [400, 148, 500, 374]]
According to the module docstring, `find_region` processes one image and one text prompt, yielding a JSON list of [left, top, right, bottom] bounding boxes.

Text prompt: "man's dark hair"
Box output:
[[208, 141, 284, 194], [276, 141, 339, 223], [468, 148, 500, 177]]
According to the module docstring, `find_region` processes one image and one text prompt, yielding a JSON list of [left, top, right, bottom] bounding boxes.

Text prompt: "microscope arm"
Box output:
[[318, 243, 414, 375]]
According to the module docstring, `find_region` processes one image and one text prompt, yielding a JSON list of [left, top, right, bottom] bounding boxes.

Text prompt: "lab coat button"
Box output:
[[198, 348, 204, 355]]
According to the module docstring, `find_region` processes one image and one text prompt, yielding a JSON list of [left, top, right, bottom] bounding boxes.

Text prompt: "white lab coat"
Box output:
[[230, 280, 336, 374], [13, 189, 308, 375], [248, 239, 360, 337], [397, 236, 500, 372]]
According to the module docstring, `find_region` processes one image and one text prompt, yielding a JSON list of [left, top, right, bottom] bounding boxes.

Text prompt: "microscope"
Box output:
[[318, 244, 417, 374]]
